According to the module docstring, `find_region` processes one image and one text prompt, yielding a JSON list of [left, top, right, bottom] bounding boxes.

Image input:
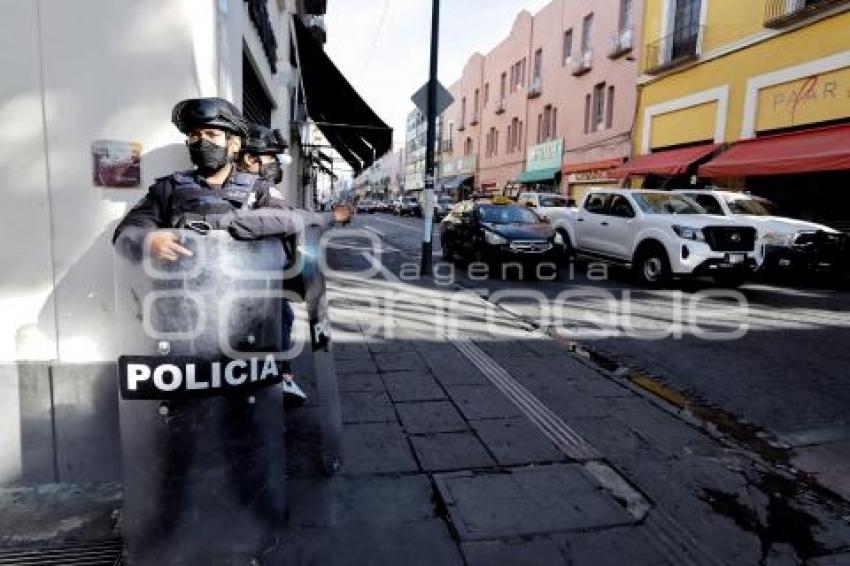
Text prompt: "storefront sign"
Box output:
[[440, 155, 477, 177], [756, 66, 850, 132], [567, 168, 615, 183], [525, 138, 563, 172]]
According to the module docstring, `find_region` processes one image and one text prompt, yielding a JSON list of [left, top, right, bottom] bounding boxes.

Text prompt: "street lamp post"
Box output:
[[420, 0, 440, 276]]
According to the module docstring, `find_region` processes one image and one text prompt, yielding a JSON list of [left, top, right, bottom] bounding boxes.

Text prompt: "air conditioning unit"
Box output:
[[527, 77, 542, 99]]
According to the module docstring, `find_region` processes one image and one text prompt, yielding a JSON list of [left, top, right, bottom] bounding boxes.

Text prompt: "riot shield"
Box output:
[[114, 230, 291, 565]]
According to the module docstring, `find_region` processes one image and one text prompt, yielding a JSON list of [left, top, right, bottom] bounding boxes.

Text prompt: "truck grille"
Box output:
[[509, 240, 552, 253], [703, 226, 756, 252]]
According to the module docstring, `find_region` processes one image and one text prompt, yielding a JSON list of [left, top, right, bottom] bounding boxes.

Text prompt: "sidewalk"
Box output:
[[1, 267, 849, 565], [280, 270, 850, 566]]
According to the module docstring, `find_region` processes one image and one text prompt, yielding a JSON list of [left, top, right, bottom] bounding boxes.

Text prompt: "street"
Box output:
[[276, 210, 850, 565]]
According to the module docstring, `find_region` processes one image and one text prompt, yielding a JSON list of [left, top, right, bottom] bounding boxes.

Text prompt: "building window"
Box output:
[[484, 83, 490, 107], [465, 137, 473, 156], [552, 107, 557, 139], [500, 72, 506, 100], [461, 97, 467, 126], [584, 94, 591, 134], [581, 13, 593, 55], [563, 29, 573, 65], [494, 129, 498, 157], [606, 86, 615, 129], [533, 48, 543, 82], [592, 83, 605, 132], [473, 89, 480, 121], [520, 57, 526, 86], [619, 0, 633, 32], [537, 113, 543, 144]]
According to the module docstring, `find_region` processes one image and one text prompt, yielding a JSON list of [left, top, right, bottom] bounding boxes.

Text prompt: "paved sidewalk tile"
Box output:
[[461, 537, 569, 566], [434, 464, 634, 541], [470, 418, 566, 466], [287, 475, 435, 527], [409, 432, 497, 472], [397, 401, 468, 434], [367, 339, 417, 354], [415, 343, 490, 386], [277, 520, 464, 566], [340, 391, 396, 424], [337, 373, 385, 393], [335, 359, 378, 376], [374, 351, 425, 372], [556, 526, 674, 566], [383, 371, 447, 402], [340, 422, 419, 475], [446, 385, 523, 421]]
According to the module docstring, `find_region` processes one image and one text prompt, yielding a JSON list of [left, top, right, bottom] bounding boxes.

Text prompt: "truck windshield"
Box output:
[[725, 197, 772, 216], [633, 193, 704, 215], [477, 205, 540, 224], [539, 196, 569, 207]]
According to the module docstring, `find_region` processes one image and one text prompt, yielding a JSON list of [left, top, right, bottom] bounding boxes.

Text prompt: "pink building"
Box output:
[[441, 0, 642, 203]]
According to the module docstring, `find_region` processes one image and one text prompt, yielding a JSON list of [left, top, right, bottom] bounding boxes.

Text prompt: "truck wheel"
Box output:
[[634, 245, 671, 287], [555, 229, 574, 265]]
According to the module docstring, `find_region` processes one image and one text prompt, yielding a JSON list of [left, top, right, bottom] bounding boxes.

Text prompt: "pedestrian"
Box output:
[[237, 123, 307, 407], [112, 97, 306, 406]]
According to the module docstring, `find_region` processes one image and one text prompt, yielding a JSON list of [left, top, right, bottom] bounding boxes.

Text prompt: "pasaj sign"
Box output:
[[119, 354, 284, 400]]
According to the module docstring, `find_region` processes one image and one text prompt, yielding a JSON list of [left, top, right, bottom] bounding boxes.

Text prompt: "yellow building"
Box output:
[[621, 0, 850, 230]]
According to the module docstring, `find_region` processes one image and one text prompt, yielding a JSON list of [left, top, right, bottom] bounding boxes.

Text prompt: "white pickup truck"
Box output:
[[558, 188, 760, 287], [676, 189, 847, 275]]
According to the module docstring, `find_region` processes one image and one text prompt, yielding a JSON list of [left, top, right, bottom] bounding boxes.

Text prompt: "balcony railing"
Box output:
[[643, 24, 703, 75], [570, 50, 593, 76], [527, 77, 542, 98], [470, 113, 480, 126], [764, 0, 846, 27], [608, 27, 635, 58], [457, 122, 466, 132], [494, 99, 506, 114], [441, 139, 453, 153]]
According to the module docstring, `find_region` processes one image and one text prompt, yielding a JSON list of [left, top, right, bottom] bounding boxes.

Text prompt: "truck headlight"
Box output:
[[484, 231, 508, 245], [762, 231, 795, 247], [672, 225, 705, 242]]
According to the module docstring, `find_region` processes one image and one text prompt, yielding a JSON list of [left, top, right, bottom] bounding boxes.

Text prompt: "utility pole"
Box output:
[[420, 0, 440, 276]]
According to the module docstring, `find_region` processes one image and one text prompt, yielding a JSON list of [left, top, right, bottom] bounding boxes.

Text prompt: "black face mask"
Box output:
[[188, 139, 230, 175], [259, 161, 283, 184]]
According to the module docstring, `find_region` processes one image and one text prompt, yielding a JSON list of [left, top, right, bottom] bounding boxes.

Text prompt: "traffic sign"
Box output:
[[411, 81, 454, 116]]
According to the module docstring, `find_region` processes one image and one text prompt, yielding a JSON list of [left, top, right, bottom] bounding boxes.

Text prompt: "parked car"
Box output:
[[374, 200, 391, 213], [434, 195, 455, 220], [395, 195, 421, 217], [440, 197, 558, 273], [559, 189, 759, 287], [356, 200, 375, 214], [676, 188, 847, 275], [517, 192, 577, 254]]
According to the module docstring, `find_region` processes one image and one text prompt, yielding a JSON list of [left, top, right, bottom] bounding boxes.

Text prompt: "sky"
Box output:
[[325, 0, 553, 150]]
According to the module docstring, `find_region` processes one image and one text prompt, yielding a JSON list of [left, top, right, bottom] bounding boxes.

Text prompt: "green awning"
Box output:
[[515, 167, 561, 184]]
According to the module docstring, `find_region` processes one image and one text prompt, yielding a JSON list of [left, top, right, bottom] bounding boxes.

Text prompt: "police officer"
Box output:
[[113, 97, 305, 403], [113, 97, 299, 258], [237, 124, 308, 407]]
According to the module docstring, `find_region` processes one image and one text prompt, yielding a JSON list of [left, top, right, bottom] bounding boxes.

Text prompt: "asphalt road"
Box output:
[[341, 211, 850, 451]]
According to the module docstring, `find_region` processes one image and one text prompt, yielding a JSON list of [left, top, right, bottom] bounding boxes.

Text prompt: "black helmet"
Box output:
[[242, 124, 289, 155], [171, 97, 249, 137]]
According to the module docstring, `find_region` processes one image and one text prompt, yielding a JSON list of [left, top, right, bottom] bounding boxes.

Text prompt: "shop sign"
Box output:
[[756, 66, 850, 132], [567, 168, 614, 183], [525, 138, 563, 172]]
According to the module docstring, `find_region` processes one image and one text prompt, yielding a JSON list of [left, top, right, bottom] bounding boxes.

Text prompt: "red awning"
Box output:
[[562, 158, 625, 174], [699, 123, 850, 178], [610, 143, 719, 178]]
